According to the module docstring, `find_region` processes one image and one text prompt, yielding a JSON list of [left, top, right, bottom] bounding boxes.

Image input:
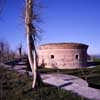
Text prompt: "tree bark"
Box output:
[[25, 0, 43, 89], [25, 0, 36, 88]]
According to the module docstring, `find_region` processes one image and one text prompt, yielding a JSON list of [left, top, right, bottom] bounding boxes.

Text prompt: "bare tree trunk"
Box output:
[[26, 33, 36, 88], [25, 0, 43, 89], [25, 0, 36, 88], [32, 50, 37, 88]]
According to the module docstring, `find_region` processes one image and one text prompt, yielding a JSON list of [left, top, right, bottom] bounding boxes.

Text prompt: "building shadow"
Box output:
[[87, 61, 100, 66], [63, 78, 78, 81], [58, 82, 73, 88]]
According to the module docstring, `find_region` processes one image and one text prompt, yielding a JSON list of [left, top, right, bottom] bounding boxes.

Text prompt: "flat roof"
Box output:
[[38, 43, 88, 49]]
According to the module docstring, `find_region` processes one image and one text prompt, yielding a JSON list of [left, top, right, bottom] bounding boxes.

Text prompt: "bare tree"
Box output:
[[18, 42, 22, 58], [25, 0, 43, 89], [0, 40, 15, 62]]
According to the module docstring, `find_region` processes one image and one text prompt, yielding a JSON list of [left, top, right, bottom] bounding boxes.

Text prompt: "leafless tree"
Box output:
[[25, 0, 43, 89], [0, 40, 13, 62], [18, 42, 22, 58]]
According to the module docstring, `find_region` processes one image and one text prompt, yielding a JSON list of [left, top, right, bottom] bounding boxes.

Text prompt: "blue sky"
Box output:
[[0, 0, 100, 55]]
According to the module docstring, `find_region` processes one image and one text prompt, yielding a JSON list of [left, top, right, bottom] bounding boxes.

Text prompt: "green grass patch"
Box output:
[[0, 66, 88, 100]]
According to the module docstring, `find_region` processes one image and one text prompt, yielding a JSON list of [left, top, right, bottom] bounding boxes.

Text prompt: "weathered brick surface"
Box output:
[[38, 43, 88, 69]]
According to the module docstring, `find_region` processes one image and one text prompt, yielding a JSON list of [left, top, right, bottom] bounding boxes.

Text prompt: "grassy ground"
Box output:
[[0, 58, 100, 100], [0, 66, 88, 100]]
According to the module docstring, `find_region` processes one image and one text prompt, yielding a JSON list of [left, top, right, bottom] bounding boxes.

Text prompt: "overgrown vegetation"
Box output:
[[0, 66, 88, 100]]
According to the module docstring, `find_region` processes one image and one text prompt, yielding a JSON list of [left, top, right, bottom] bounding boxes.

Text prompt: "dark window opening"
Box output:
[[51, 55, 54, 59], [76, 55, 79, 60]]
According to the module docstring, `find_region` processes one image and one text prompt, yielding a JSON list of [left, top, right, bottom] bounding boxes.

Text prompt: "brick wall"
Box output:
[[38, 43, 88, 69]]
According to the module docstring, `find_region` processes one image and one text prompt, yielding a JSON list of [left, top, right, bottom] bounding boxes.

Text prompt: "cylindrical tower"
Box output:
[[38, 43, 88, 69]]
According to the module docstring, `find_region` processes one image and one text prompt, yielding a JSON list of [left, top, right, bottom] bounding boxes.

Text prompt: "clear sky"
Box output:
[[0, 0, 100, 55]]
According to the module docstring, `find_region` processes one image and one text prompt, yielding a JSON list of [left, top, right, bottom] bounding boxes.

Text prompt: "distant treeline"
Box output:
[[0, 40, 27, 63]]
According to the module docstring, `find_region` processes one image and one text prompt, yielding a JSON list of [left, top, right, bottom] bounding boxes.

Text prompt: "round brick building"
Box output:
[[38, 43, 88, 69]]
